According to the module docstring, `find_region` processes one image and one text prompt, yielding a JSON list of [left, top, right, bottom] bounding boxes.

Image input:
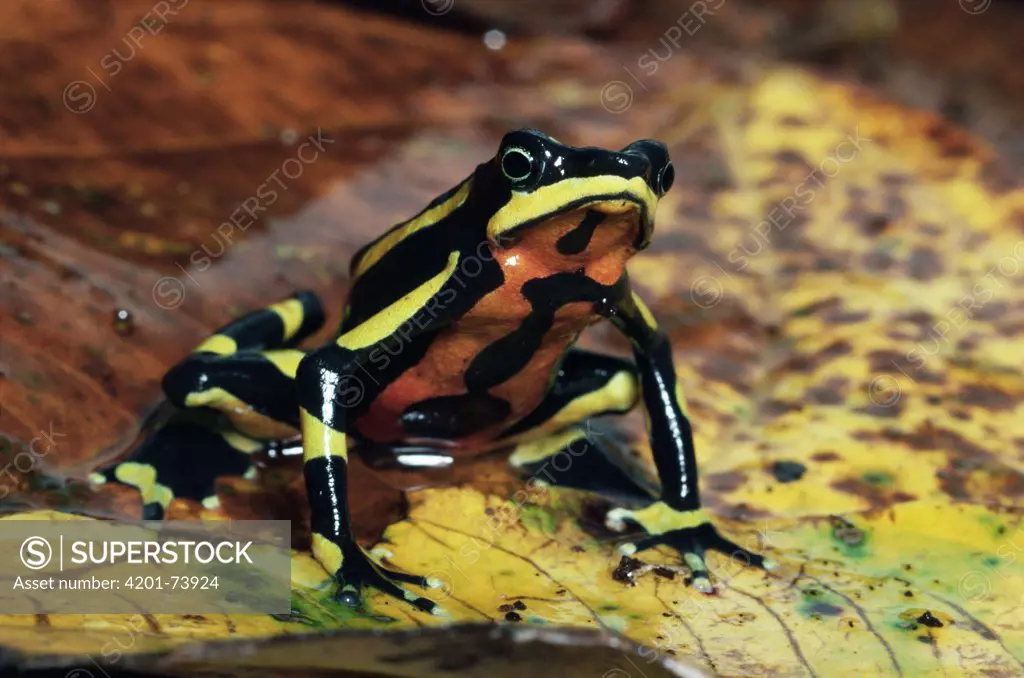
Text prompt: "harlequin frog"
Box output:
[[100, 129, 774, 614]]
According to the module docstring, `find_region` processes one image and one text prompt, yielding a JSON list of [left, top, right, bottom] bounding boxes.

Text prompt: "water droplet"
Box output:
[[113, 308, 135, 336], [483, 29, 507, 51]]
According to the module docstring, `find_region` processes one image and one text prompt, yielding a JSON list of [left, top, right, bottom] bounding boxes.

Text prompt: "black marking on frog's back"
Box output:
[[341, 206, 502, 334], [556, 210, 606, 255], [400, 392, 511, 438]]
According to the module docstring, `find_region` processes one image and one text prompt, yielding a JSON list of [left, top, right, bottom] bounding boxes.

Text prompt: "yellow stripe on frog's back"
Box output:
[[352, 178, 472, 281], [338, 250, 460, 350]]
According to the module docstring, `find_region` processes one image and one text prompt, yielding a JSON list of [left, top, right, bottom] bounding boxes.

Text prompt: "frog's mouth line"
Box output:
[[492, 192, 653, 250]]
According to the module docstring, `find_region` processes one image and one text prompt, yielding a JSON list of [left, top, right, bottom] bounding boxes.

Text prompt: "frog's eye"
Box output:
[[500, 147, 537, 185], [656, 162, 675, 196]]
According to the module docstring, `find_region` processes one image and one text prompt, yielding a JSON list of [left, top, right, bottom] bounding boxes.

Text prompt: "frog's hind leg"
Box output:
[[92, 410, 261, 519], [191, 289, 326, 355], [97, 290, 325, 517], [500, 349, 655, 502], [161, 290, 326, 435], [508, 425, 655, 503]]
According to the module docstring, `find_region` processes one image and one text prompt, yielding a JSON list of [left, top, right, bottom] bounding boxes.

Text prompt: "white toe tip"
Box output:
[[693, 577, 713, 594], [426, 577, 445, 590], [606, 508, 631, 532], [618, 542, 638, 556], [763, 557, 779, 571]]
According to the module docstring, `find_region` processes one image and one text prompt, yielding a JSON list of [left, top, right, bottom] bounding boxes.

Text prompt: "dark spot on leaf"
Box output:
[[861, 213, 891, 235], [824, 309, 870, 324], [855, 400, 904, 419], [706, 471, 746, 492], [978, 161, 1018, 195], [901, 422, 994, 461], [498, 604, 514, 612], [903, 591, 914, 598], [792, 296, 842, 318], [771, 461, 807, 483], [763, 399, 804, 417], [959, 385, 1014, 411], [805, 376, 849, 404], [863, 249, 894, 271], [504, 611, 522, 622], [863, 471, 892, 486], [884, 193, 908, 222], [880, 173, 911, 188], [865, 350, 907, 374], [907, 247, 943, 281], [972, 301, 1008, 321], [513, 600, 526, 610], [810, 602, 843, 616], [812, 451, 841, 462], [700, 355, 749, 391], [917, 611, 943, 628], [774, 150, 808, 165]]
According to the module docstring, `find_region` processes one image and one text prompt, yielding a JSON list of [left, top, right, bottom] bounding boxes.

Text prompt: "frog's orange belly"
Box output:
[[354, 301, 597, 451]]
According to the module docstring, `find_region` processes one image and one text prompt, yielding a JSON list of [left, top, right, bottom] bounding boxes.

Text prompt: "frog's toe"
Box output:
[[378, 566, 433, 589], [695, 523, 771, 570], [606, 507, 636, 532]]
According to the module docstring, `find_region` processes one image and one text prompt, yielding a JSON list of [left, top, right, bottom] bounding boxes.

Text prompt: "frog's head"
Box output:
[[478, 128, 673, 252]]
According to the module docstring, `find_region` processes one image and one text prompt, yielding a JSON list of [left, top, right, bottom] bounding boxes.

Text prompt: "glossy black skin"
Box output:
[[102, 129, 767, 614]]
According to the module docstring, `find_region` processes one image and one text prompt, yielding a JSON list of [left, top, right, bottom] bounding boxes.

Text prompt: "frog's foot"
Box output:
[[606, 503, 777, 593], [312, 534, 445, 615]]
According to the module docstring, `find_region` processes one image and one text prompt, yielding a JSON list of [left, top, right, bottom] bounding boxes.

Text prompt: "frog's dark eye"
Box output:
[[500, 147, 536, 184], [656, 162, 675, 196]]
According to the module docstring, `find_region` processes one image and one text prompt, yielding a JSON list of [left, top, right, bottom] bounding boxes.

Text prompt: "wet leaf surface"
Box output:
[[1, 1, 1023, 676]]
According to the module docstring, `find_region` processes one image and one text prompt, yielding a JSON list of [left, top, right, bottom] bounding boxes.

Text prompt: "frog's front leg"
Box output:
[[296, 346, 443, 614], [602, 286, 777, 592]]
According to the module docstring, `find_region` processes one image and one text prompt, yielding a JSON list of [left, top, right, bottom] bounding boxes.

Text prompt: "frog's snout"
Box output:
[[622, 139, 674, 198]]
